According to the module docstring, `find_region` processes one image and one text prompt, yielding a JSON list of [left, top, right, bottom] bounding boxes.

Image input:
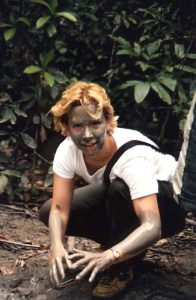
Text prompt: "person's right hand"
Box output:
[[49, 243, 72, 287]]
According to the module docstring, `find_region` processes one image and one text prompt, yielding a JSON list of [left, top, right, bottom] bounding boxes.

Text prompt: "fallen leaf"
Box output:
[[0, 266, 14, 275]]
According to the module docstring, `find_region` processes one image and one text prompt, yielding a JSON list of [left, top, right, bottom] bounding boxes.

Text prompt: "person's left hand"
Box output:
[[68, 248, 114, 282]]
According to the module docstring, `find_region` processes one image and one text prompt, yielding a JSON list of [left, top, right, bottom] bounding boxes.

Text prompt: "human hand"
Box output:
[[49, 243, 72, 287], [68, 248, 113, 282], [67, 236, 76, 253]]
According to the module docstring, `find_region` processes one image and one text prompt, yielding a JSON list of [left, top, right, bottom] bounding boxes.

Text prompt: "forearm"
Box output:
[[112, 221, 161, 263], [49, 210, 68, 247], [110, 206, 162, 263]]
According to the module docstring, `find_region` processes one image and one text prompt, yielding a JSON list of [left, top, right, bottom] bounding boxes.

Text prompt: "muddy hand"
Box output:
[[68, 248, 113, 282], [67, 236, 76, 253], [49, 244, 72, 287]]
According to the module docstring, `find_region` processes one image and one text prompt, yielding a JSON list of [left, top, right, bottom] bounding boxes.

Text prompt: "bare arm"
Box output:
[[49, 173, 74, 286], [112, 193, 162, 262], [69, 193, 162, 282]]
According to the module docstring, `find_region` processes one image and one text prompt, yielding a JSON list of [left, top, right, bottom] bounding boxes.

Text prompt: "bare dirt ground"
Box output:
[[0, 202, 195, 300]]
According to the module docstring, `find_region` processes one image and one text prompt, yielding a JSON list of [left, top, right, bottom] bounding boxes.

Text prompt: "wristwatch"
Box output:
[[110, 248, 120, 263]]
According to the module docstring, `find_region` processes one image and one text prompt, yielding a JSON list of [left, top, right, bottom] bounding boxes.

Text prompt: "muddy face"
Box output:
[[68, 104, 108, 156]]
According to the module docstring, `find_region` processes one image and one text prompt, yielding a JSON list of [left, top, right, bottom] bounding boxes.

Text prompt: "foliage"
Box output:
[[0, 0, 195, 199]]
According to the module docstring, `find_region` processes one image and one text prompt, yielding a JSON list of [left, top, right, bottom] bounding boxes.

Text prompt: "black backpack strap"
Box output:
[[103, 140, 160, 187]]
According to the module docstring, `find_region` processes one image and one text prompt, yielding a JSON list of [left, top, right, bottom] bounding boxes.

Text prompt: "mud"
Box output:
[[0, 204, 195, 300]]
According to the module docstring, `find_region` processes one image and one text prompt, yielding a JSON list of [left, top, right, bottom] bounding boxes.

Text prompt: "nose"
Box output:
[[83, 126, 93, 142]]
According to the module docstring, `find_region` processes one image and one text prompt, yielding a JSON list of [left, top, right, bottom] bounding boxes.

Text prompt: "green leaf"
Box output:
[[147, 39, 162, 56], [116, 49, 136, 57], [41, 49, 55, 68], [134, 82, 150, 103], [20, 133, 37, 149], [151, 82, 172, 105], [136, 61, 155, 72], [36, 15, 51, 29], [16, 17, 31, 26], [4, 28, 16, 41], [120, 80, 141, 89], [51, 0, 58, 13], [0, 92, 11, 102], [44, 71, 55, 87], [175, 44, 185, 58], [13, 107, 27, 117], [56, 12, 77, 23], [31, 0, 53, 13], [0, 23, 12, 28], [187, 53, 196, 59], [158, 75, 177, 92], [2, 170, 21, 177], [0, 107, 16, 124], [109, 35, 130, 47], [23, 65, 42, 74], [175, 64, 196, 74], [47, 23, 57, 37]]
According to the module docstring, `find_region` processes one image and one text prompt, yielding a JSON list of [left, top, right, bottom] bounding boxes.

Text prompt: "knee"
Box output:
[[39, 199, 51, 226]]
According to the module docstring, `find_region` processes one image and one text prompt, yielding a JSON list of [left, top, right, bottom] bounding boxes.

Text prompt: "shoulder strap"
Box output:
[[103, 140, 160, 187]]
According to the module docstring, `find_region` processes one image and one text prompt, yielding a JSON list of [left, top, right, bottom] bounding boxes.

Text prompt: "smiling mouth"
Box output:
[[82, 142, 97, 147]]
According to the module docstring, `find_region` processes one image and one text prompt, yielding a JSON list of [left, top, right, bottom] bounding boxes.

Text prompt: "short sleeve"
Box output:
[[53, 139, 75, 179], [117, 157, 159, 199]]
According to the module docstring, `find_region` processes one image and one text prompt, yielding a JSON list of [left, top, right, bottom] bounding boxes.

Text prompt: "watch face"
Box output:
[[113, 249, 120, 260]]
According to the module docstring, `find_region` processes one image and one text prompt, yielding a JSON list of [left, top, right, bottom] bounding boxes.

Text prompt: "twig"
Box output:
[[45, 278, 75, 293], [57, 278, 75, 289], [0, 238, 42, 249], [34, 151, 53, 164], [0, 204, 37, 218]]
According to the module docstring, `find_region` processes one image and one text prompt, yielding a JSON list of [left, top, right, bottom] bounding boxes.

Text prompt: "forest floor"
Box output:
[[0, 199, 195, 300]]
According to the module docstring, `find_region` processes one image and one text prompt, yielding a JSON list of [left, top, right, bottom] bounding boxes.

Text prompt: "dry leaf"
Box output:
[[0, 266, 14, 275]]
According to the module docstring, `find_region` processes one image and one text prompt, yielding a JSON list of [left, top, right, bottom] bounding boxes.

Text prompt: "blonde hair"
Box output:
[[50, 81, 118, 136]]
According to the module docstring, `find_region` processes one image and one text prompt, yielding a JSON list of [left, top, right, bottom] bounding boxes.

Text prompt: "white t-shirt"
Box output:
[[53, 128, 177, 199]]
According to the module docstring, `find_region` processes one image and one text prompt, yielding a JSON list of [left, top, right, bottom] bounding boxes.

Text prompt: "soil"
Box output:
[[0, 203, 195, 300]]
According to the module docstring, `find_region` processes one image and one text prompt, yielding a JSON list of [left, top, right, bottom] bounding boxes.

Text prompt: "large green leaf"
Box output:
[[151, 82, 172, 104], [0, 23, 12, 28], [31, 0, 52, 13], [0, 107, 16, 124], [36, 15, 51, 29], [41, 49, 55, 68], [120, 80, 141, 89], [23, 65, 42, 74], [147, 39, 162, 56], [44, 71, 55, 87], [4, 28, 16, 41], [175, 44, 185, 58], [13, 106, 28, 117], [175, 64, 196, 74], [47, 23, 57, 37], [16, 17, 31, 26], [187, 53, 196, 59], [134, 82, 150, 103], [56, 12, 77, 23], [158, 75, 177, 92], [20, 133, 37, 149]]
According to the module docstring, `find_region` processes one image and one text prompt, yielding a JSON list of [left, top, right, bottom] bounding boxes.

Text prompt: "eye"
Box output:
[[72, 123, 82, 129], [91, 120, 102, 126]]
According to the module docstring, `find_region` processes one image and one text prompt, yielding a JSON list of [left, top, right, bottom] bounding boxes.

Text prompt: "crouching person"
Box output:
[[39, 81, 189, 298]]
